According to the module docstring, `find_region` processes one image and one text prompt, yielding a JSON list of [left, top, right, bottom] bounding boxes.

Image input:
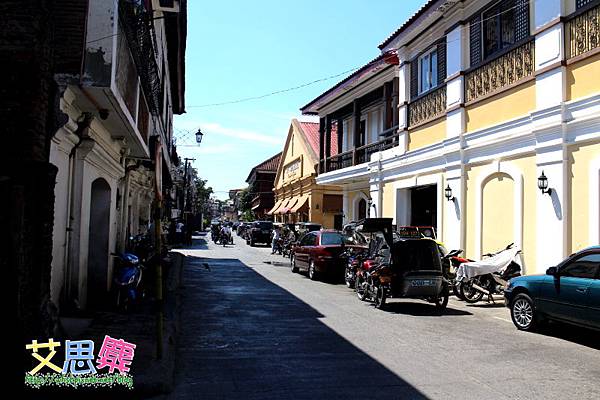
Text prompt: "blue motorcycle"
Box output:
[[112, 252, 144, 312]]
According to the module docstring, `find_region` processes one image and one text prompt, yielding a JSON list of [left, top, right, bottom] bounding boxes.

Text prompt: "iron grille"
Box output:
[[577, 0, 595, 9], [118, 0, 162, 116], [515, 0, 530, 42]]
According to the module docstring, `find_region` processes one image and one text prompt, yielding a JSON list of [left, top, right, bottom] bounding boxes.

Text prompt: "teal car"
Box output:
[[504, 246, 600, 331]]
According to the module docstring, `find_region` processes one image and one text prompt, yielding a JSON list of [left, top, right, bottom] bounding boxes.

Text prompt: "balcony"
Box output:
[[566, 3, 600, 60], [464, 39, 535, 104], [325, 127, 399, 173], [78, 0, 164, 157], [407, 85, 447, 128]]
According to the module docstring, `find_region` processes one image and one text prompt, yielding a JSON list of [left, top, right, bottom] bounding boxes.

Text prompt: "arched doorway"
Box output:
[[358, 198, 367, 220], [482, 173, 514, 254], [87, 178, 111, 309]]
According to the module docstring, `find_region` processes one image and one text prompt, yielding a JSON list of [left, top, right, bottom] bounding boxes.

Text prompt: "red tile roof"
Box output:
[[299, 121, 338, 156], [246, 152, 282, 183]]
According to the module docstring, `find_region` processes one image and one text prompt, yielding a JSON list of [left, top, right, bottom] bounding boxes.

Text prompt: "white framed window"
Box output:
[[418, 48, 438, 94]]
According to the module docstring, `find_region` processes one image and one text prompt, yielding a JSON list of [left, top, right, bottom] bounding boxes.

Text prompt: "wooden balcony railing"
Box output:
[[566, 3, 600, 59], [407, 85, 447, 127], [465, 39, 534, 103], [324, 129, 399, 173]]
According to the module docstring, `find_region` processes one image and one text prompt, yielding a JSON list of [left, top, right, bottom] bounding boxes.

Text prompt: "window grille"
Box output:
[[470, 15, 482, 67], [577, 0, 595, 9]]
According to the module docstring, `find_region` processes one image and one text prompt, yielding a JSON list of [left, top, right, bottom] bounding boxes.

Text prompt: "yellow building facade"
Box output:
[[304, 0, 600, 274], [269, 119, 344, 229]]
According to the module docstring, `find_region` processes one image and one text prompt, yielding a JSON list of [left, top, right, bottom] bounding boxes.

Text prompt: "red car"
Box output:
[[291, 230, 364, 281]]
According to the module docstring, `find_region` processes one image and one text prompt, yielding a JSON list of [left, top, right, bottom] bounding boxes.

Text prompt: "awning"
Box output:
[[291, 195, 309, 212], [267, 199, 284, 215], [280, 197, 298, 214]]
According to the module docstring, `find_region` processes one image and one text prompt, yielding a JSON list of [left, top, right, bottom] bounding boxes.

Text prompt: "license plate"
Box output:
[[411, 279, 434, 287]]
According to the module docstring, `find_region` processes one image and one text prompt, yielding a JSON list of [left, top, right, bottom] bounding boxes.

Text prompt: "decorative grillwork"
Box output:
[[465, 40, 534, 103], [408, 85, 446, 127], [326, 150, 354, 172], [356, 134, 399, 165], [566, 3, 600, 59], [118, 0, 162, 116]]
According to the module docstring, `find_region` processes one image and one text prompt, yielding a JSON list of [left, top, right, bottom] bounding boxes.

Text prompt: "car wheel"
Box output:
[[510, 293, 537, 331], [250, 239, 254, 247], [308, 260, 318, 281], [291, 255, 299, 273]]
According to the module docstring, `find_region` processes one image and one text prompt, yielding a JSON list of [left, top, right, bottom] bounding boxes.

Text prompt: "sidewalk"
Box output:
[[58, 251, 185, 397]]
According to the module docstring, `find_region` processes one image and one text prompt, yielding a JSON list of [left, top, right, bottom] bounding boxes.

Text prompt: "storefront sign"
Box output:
[[284, 158, 301, 182]]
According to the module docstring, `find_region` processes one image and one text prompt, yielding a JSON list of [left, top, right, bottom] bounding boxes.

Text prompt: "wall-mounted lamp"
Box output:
[[537, 171, 552, 195], [444, 185, 454, 201], [195, 128, 204, 144]]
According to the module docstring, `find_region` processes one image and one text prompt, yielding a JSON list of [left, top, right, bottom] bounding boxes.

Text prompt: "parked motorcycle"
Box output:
[[112, 252, 144, 312], [457, 243, 522, 304], [343, 247, 370, 289], [440, 249, 472, 300]]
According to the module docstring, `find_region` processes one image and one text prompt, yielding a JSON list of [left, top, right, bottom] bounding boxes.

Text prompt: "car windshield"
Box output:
[[320, 232, 343, 245], [256, 222, 273, 230], [392, 240, 442, 271]]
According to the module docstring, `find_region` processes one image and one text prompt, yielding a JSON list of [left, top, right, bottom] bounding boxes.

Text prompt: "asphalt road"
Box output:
[[164, 233, 600, 400]]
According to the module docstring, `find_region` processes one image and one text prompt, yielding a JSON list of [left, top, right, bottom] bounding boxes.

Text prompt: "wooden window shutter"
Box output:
[[469, 15, 482, 67], [437, 38, 446, 85], [410, 60, 418, 100]]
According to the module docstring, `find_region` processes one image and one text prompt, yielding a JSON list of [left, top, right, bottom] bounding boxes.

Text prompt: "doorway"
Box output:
[[396, 184, 438, 233], [87, 178, 111, 309]]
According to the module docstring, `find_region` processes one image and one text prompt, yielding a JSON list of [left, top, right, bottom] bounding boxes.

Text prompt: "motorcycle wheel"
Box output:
[[453, 282, 465, 300], [291, 255, 299, 273], [345, 265, 355, 289], [374, 285, 387, 310], [460, 279, 485, 304], [356, 275, 368, 301], [435, 286, 449, 310]]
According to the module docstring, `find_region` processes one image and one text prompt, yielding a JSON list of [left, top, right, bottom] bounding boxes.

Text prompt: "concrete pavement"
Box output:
[[163, 233, 600, 399]]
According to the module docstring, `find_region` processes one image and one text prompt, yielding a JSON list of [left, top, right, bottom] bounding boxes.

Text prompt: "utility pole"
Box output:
[[183, 158, 196, 245]]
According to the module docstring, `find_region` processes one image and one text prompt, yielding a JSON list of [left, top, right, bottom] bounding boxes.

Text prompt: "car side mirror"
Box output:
[[546, 266, 558, 276]]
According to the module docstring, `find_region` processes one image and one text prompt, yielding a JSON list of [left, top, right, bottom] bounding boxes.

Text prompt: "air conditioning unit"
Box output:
[[152, 0, 180, 13]]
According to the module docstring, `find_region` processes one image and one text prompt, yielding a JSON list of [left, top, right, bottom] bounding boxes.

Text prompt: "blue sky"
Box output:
[[174, 0, 425, 199]]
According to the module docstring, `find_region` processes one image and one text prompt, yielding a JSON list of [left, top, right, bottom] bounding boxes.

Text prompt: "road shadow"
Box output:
[[170, 256, 429, 400], [534, 321, 600, 350], [382, 300, 472, 317]]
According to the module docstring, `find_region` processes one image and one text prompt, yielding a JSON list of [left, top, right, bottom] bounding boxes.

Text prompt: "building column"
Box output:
[[318, 117, 325, 173], [352, 99, 361, 164], [396, 58, 409, 154], [444, 21, 468, 252], [533, 0, 569, 272], [337, 118, 343, 155], [325, 115, 332, 172], [342, 188, 350, 223]]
